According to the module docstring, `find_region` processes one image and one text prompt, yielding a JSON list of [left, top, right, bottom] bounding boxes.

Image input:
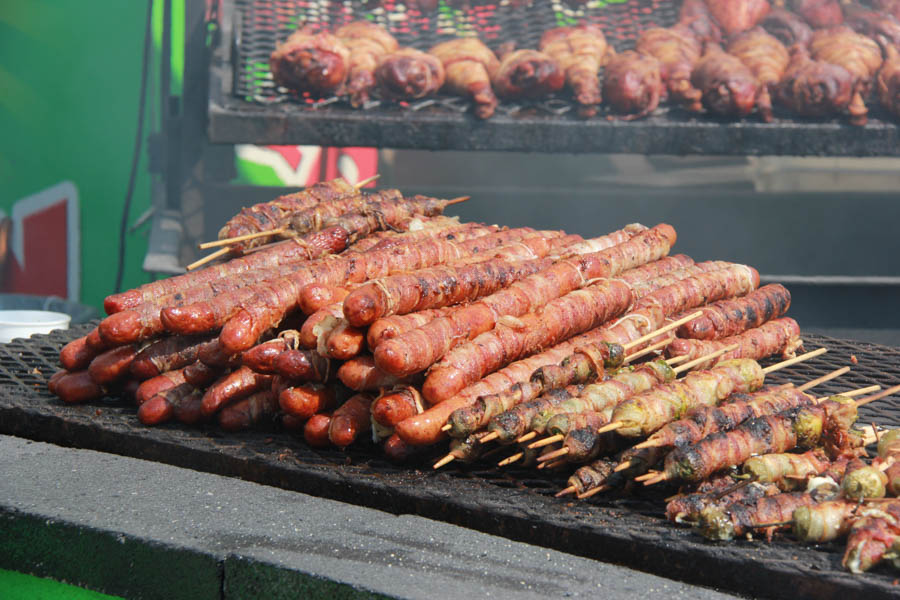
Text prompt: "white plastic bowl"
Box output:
[[0, 310, 71, 343]]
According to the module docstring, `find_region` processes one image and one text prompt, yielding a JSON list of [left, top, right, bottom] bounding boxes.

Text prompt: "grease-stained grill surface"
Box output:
[[3, 325, 900, 599]]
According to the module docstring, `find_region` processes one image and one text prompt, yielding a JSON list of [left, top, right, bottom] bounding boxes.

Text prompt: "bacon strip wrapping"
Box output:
[[843, 502, 900, 573], [130, 335, 213, 380], [219, 390, 278, 432], [487, 385, 585, 444], [336, 21, 399, 107], [666, 480, 779, 524], [641, 386, 815, 450], [666, 317, 803, 369], [699, 491, 822, 541], [164, 223, 509, 345], [662, 398, 859, 484], [423, 278, 634, 403], [200, 367, 274, 417], [676, 283, 791, 341], [215, 178, 355, 255], [376, 223, 676, 379], [342, 230, 585, 327]]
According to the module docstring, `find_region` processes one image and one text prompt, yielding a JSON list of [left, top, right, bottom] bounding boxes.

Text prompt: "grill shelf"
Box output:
[[208, 0, 900, 155], [4, 326, 900, 599]]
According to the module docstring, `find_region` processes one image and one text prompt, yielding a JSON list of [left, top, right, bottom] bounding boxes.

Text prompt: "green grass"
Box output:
[[0, 568, 123, 600]]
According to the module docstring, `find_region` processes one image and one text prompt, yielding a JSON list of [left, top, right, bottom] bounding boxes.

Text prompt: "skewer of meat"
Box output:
[[844, 501, 900, 573], [167, 225, 529, 349], [218, 389, 279, 432], [366, 307, 455, 350], [376, 48, 445, 100], [699, 489, 832, 541], [335, 21, 399, 107], [375, 224, 676, 379], [278, 382, 340, 420], [210, 178, 355, 256], [635, 26, 703, 111], [270, 27, 351, 96], [704, 0, 772, 36], [342, 228, 592, 326], [337, 355, 414, 392], [665, 317, 804, 369], [842, 457, 889, 500], [674, 283, 791, 341], [491, 49, 565, 99], [200, 366, 274, 417], [539, 25, 614, 117], [130, 335, 214, 380], [641, 395, 863, 486], [438, 261, 734, 439], [727, 29, 790, 122], [329, 393, 373, 447], [428, 38, 500, 119], [413, 261, 755, 445], [602, 51, 664, 120]]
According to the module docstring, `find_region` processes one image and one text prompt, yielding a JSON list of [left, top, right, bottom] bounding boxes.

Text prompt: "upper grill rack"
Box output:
[[211, 0, 900, 155]]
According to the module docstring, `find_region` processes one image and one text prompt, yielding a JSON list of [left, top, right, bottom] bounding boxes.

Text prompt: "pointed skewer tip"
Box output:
[[186, 247, 230, 271], [556, 486, 577, 498], [433, 454, 456, 470], [498, 452, 524, 467], [516, 432, 537, 444], [596, 421, 623, 434], [528, 434, 563, 449]]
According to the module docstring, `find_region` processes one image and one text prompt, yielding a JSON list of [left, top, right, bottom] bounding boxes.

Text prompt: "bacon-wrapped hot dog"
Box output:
[[201, 367, 274, 417], [88, 345, 138, 386], [304, 412, 334, 448], [54, 370, 105, 404], [130, 335, 212, 380], [666, 317, 803, 369], [342, 229, 582, 327], [219, 390, 279, 432], [676, 283, 791, 341], [329, 393, 373, 448], [278, 382, 339, 420], [371, 385, 424, 428], [135, 367, 188, 405], [366, 308, 454, 350], [60, 335, 98, 371], [376, 224, 676, 379]]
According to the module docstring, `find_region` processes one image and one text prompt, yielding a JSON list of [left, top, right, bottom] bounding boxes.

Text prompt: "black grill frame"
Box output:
[[4, 326, 900, 599], [207, 0, 900, 155]]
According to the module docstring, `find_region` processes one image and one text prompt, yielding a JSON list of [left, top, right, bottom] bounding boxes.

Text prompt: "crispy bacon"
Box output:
[[666, 317, 803, 369]]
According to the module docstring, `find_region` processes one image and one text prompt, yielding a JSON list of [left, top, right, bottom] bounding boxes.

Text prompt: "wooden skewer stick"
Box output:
[[516, 431, 538, 444], [353, 174, 380, 188], [478, 431, 500, 444], [621, 311, 703, 353], [528, 434, 564, 450], [186, 247, 230, 271], [542, 458, 569, 470], [818, 384, 881, 402], [441, 424, 452, 432], [556, 485, 577, 498], [198, 227, 288, 250], [537, 447, 569, 463], [855, 382, 900, 408], [622, 337, 674, 365], [613, 459, 636, 472], [433, 454, 456, 470], [498, 452, 524, 467], [665, 354, 689, 366], [642, 472, 670, 486], [634, 470, 662, 482], [445, 196, 470, 206], [577, 485, 610, 500], [672, 343, 740, 375], [796, 366, 850, 393], [761, 347, 827, 375]]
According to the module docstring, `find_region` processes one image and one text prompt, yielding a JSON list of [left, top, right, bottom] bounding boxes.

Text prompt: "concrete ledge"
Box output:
[[0, 435, 738, 599]]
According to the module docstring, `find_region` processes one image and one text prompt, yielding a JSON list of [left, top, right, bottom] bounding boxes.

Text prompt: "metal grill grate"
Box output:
[[234, 0, 680, 108], [3, 328, 900, 598]]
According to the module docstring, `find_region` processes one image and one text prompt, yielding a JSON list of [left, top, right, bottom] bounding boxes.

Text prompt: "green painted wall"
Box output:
[[0, 0, 165, 310]]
